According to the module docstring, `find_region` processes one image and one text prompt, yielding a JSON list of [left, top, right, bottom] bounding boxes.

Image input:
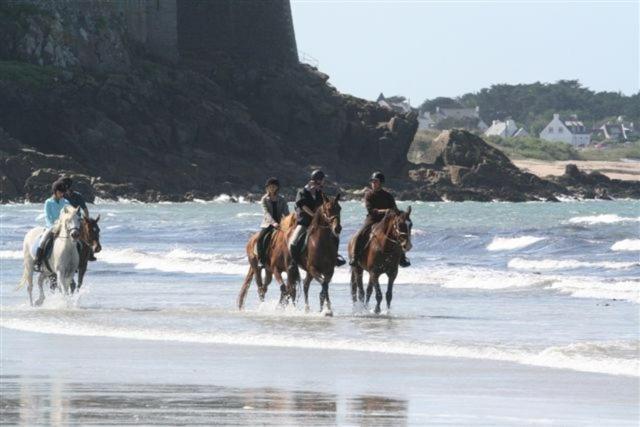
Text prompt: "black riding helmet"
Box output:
[[60, 177, 72, 189], [310, 169, 325, 182], [265, 177, 280, 188], [370, 171, 385, 183]]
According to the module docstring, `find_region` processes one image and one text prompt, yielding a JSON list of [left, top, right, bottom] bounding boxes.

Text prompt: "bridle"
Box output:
[[58, 215, 80, 240], [383, 215, 410, 246], [318, 206, 341, 237]]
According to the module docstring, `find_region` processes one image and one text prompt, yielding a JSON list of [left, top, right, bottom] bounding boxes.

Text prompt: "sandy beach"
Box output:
[[2, 328, 638, 425], [513, 159, 640, 181]]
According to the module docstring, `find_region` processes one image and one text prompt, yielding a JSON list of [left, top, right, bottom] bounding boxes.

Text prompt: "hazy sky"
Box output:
[[291, 0, 640, 104]]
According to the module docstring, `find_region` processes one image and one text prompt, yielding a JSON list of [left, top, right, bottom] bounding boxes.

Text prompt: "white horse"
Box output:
[[18, 206, 81, 306]]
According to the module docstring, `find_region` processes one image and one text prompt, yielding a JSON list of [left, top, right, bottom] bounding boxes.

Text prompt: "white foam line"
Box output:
[[568, 214, 640, 225], [611, 239, 640, 252], [1, 318, 636, 377], [487, 236, 545, 251]]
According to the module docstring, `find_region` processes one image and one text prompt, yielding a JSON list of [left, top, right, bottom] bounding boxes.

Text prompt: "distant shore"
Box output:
[[513, 159, 640, 182]]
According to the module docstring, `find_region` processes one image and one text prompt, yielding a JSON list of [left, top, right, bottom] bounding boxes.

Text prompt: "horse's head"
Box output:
[[82, 214, 102, 253], [60, 206, 81, 240], [321, 193, 342, 237], [392, 206, 413, 252]]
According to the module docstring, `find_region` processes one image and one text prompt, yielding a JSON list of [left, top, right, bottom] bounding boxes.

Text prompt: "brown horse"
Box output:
[[237, 215, 296, 310], [72, 215, 102, 293], [292, 193, 342, 316], [348, 207, 412, 314]]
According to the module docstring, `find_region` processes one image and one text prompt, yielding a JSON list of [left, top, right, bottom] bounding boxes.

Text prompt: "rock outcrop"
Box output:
[[0, 1, 417, 202], [549, 164, 640, 200], [406, 130, 566, 201]]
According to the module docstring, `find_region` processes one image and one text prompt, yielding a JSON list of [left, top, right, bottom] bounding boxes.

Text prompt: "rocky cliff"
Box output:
[[0, 0, 417, 202]]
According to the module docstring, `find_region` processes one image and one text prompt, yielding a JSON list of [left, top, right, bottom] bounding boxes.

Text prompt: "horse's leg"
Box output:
[[321, 276, 333, 316], [261, 269, 273, 301], [303, 273, 313, 312], [26, 267, 34, 307], [357, 267, 365, 303], [237, 266, 255, 310], [59, 271, 70, 296], [272, 269, 289, 307], [76, 255, 88, 292], [373, 274, 383, 315], [350, 267, 358, 304], [386, 269, 398, 311], [365, 273, 375, 307], [35, 273, 46, 306]]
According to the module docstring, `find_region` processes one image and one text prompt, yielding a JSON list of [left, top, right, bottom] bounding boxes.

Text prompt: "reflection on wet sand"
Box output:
[[0, 376, 408, 425]]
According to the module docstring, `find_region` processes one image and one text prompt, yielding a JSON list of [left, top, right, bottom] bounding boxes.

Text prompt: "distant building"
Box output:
[[596, 117, 636, 142], [512, 127, 529, 138], [484, 119, 519, 138], [417, 105, 488, 131], [539, 114, 591, 146], [377, 93, 413, 114]]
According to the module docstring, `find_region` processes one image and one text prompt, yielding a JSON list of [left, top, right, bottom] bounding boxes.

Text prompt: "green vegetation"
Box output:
[[579, 141, 640, 161], [486, 136, 579, 161], [0, 60, 61, 88], [420, 80, 639, 135]]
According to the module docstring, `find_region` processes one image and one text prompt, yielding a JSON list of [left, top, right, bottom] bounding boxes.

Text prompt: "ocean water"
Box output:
[[1, 199, 639, 424]]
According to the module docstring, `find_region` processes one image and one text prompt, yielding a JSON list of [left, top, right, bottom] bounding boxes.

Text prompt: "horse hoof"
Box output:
[[323, 310, 333, 317], [305, 305, 310, 313]]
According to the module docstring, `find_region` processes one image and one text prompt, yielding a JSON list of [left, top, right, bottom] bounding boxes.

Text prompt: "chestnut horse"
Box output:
[[237, 214, 296, 310], [291, 193, 342, 316], [348, 207, 412, 314], [73, 215, 102, 293]]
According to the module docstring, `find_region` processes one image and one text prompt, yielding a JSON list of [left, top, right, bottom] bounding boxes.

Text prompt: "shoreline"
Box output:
[[514, 159, 640, 182], [2, 328, 638, 425]]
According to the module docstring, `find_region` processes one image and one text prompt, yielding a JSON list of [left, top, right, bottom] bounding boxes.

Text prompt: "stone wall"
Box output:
[[176, 0, 298, 66]]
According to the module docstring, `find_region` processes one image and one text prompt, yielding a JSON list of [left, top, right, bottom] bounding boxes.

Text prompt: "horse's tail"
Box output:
[[287, 262, 300, 286], [15, 255, 31, 291], [237, 265, 255, 310]]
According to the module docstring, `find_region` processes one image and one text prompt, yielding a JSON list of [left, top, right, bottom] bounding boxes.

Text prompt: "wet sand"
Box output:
[[513, 159, 640, 181], [1, 328, 638, 425]]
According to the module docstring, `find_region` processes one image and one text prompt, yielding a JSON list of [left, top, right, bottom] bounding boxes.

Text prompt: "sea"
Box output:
[[1, 198, 639, 425]]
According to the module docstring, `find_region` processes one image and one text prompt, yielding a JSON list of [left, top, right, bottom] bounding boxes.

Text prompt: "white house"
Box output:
[[597, 117, 636, 142], [417, 105, 488, 131], [484, 119, 519, 138], [539, 114, 591, 146]]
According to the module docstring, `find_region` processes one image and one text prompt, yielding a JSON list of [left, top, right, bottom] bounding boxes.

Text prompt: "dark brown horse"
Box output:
[[72, 215, 102, 293], [237, 214, 297, 310], [348, 207, 412, 314], [292, 193, 342, 316]]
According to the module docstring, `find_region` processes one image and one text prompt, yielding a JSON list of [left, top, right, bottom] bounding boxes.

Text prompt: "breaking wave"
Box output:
[[508, 258, 638, 271], [486, 235, 545, 251], [568, 214, 640, 225], [611, 239, 640, 252]]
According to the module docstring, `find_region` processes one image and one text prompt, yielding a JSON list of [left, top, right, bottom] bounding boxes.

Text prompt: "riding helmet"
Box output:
[[370, 171, 385, 183], [310, 169, 325, 181], [265, 177, 280, 188]]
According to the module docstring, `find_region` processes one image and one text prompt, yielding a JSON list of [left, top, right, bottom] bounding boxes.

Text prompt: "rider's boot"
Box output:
[[88, 248, 97, 261], [336, 254, 346, 267], [33, 248, 44, 272], [399, 254, 411, 268]]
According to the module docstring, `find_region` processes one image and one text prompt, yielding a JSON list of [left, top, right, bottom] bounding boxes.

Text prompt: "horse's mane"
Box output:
[[279, 213, 297, 233], [307, 206, 328, 235], [372, 209, 399, 236]]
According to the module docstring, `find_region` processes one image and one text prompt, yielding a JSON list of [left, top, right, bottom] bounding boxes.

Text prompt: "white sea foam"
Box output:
[[0, 250, 23, 260], [508, 257, 638, 271], [236, 212, 262, 218], [1, 317, 636, 377], [568, 214, 640, 225], [98, 248, 247, 275], [486, 236, 545, 251], [611, 239, 640, 252]]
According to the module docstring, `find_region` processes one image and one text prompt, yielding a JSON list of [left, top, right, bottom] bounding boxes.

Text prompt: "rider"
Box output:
[[257, 177, 289, 268], [349, 171, 410, 267], [289, 169, 346, 267], [59, 177, 96, 261], [34, 181, 70, 272]]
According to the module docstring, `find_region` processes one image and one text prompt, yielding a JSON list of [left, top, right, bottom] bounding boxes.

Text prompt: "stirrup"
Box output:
[[33, 262, 42, 273]]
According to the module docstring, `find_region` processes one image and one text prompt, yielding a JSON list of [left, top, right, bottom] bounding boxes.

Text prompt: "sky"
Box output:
[[291, 0, 640, 105]]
